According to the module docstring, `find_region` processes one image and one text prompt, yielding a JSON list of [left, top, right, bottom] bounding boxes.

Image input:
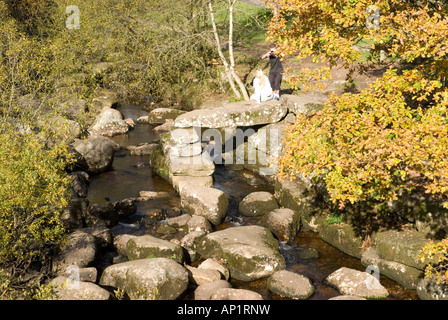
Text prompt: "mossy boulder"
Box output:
[[261, 208, 301, 241], [317, 222, 364, 259], [50, 276, 111, 300], [373, 229, 430, 270], [194, 226, 285, 281], [194, 280, 232, 300], [99, 258, 189, 300], [417, 276, 448, 300], [126, 235, 184, 263], [361, 248, 423, 289], [326, 267, 389, 299], [180, 185, 228, 226], [52, 230, 99, 274], [211, 288, 264, 300], [88, 107, 129, 137], [239, 191, 279, 217], [149, 144, 170, 181], [274, 177, 325, 231], [72, 135, 117, 175], [267, 270, 314, 300]]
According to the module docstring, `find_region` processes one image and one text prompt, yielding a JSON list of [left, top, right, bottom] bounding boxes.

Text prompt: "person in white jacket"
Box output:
[[250, 69, 274, 103]]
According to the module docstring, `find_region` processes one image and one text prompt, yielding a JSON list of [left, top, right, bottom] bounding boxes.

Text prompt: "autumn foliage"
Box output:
[[265, 0, 448, 88], [268, 0, 448, 208], [419, 239, 448, 284], [279, 68, 448, 208], [0, 117, 72, 270], [268, 0, 448, 282]]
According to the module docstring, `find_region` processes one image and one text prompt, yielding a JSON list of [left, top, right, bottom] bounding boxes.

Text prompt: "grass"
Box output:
[[212, 1, 274, 95], [325, 211, 345, 225], [214, 1, 272, 46]]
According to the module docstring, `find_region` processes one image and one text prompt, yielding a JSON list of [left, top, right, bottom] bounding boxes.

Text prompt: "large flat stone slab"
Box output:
[[247, 122, 288, 157], [171, 175, 214, 193], [174, 100, 287, 128], [279, 93, 327, 115], [168, 152, 215, 177], [137, 108, 186, 124]]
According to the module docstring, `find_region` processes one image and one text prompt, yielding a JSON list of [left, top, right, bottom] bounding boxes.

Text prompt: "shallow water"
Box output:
[[87, 104, 419, 300], [86, 125, 174, 206]]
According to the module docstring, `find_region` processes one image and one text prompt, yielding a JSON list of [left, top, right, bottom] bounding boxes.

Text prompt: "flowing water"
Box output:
[[87, 104, 418, 300]]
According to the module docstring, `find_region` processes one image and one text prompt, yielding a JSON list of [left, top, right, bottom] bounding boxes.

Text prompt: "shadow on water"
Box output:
[[213, 165, 275, 228], [86, 104, 419, 300], [87, 105, 180, 236]]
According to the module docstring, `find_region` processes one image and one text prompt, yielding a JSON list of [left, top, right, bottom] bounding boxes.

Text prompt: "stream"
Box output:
[[87, 104, 418, 300]]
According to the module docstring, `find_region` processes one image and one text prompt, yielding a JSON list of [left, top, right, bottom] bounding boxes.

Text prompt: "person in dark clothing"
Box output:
[[262, 43, 284, 100]]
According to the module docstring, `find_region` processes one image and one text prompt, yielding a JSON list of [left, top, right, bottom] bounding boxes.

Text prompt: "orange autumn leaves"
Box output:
[[267, 0, 448, 208], [265, 0, 448, 89], [278, 69, 448, 208], [419, 238, 448, 284]]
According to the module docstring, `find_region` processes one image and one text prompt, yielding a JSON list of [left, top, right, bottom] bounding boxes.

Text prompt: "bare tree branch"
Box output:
[[208, 0, 241, 98]]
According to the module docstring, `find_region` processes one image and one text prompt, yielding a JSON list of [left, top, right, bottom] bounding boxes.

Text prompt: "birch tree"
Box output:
[[208, 0, 249, 100]]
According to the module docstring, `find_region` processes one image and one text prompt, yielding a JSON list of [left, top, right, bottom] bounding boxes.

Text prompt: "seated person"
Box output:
[[250, 69, 273, 103]]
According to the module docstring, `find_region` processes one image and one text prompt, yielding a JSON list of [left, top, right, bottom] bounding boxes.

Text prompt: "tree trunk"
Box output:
[[228, 0, 249, 100], [208, 0, 241, 99], [208, 0, 248, 100]]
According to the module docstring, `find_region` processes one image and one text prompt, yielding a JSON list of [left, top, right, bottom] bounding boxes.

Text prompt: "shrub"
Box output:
[[0, 114, 73, 286], [419, 239, 448, 284], [269, 1, 448, 233], [278, 68, 448, 209]]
